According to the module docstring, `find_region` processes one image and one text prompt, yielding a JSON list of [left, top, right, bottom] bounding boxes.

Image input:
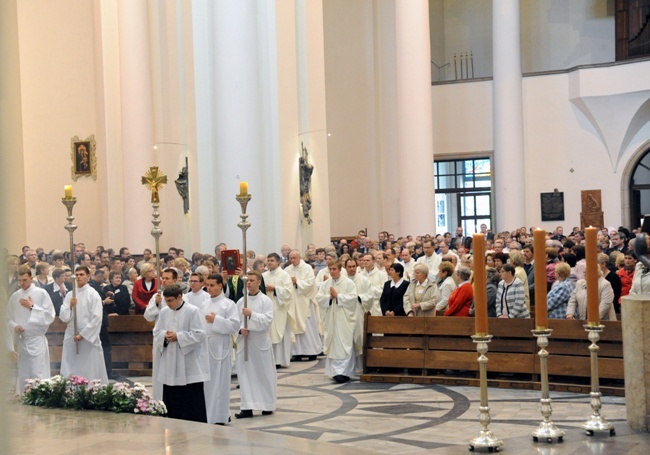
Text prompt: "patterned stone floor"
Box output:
[[7, 357, 650, 454]]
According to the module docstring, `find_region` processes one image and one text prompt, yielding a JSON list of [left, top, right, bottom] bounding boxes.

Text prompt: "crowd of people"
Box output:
[[5, 223, 649, 423]]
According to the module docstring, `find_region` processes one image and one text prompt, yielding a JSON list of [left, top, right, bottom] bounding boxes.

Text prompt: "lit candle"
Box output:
[[473, 233, 488, 335], [64, 185, 73, 199], [239, 181, 248, 196], [585, 226, 599, 325], [533, 229, 548, 328]]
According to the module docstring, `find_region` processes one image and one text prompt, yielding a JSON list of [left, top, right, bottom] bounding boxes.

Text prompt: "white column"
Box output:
[[118, 0, 155, 252], [493, 0, 525, 230], [395, 0, 436, 236]]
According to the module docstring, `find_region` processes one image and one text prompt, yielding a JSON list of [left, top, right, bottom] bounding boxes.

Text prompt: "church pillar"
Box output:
[[395, 0, 436, 236], [493, 0, 525, 230], [117, 0, 156, 252]]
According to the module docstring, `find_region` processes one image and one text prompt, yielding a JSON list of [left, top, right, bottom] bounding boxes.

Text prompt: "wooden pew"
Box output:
[[47, 315, 155, 376], [361, 315, 624, 396]]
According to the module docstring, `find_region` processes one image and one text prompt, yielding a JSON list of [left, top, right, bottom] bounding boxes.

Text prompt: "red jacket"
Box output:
[[132, 278, 158, 314], [445, 282, 473, 317], [618, 267, 634, 303]]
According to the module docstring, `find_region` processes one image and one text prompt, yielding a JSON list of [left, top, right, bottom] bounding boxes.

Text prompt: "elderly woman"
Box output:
[[496, 264, 530, 319], [547, 263, 574, 319], [444, 266, 473, 317], [435, 261, 457, 313], [509, 250, 530, 311], [566, 269, 616, 321], [404, 263, 441, 317], [132, 263, 158, 314]]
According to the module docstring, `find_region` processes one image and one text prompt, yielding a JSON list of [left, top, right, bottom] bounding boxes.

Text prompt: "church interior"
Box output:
[[2, 0, 650, 453]]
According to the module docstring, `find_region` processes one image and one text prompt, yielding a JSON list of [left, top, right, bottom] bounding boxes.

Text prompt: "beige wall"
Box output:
[[16, 0, 103, 253]]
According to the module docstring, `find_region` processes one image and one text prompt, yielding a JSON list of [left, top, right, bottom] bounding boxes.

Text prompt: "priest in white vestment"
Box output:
[[344, 259, 372, 364], [361, 253, 388, 316], [285, 250, 322, 361], [317, 262, 359, 383], [234, 271, 277, 418], [417, 240, 442, 281], [185, 272, 210, 307], [201, 274, 239, 425], [315, 252, 347, 283], [153, 284, 209, 422], [262, 253, 294, 368], [144, 268, 178, 400], [6, 267, 55, 394], [59, 267, 108, 384]]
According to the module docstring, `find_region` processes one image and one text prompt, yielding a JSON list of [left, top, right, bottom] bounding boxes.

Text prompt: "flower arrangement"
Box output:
[[22, 375, 167, 416]]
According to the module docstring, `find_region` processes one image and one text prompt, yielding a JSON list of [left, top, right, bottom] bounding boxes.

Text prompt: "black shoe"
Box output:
[[291, 355, 302, 362], [215, 423, 225, 426], [275, 364, 281, 369], [333, 375, 350, 384], [235, 410, 253, 419], [307, 355, 317, 361], [262, 411, 273, 416]]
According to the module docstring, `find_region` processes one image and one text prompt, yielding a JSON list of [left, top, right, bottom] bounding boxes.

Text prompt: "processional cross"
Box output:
[[141, 166, 168, 203]]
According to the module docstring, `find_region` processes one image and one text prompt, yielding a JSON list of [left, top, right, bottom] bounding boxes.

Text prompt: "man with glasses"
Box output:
[[185, 272, 210, 307]]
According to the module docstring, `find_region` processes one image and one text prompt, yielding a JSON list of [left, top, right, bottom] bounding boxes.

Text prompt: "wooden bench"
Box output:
[[47, 315, 155, 376], [361, 316, 624, 396]]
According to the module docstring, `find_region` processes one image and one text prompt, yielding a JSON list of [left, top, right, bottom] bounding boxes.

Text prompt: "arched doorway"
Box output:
[[629, 145, 650, 229]]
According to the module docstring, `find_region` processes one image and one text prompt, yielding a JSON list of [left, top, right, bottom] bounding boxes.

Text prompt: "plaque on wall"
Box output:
[[580, 189, 604, 229], [540, 191, 565, 221]]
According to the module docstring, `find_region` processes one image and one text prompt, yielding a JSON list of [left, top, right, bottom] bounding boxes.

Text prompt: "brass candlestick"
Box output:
[[236, 192, 251, 361], [62, 197, 79, 354], [531, 328, 565, 443], [469, 334, 503, 452], [582, 324, 616, 436], [141, 166, 167, 283]]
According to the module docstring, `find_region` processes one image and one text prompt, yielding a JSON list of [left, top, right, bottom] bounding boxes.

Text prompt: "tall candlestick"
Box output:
[[585, 226, 599, 324], [473, 233, 488, 335], [236, 186, 252, 361], [534, 229, 548, 328], [239, 181, 248, 196], [64, 185, 73, 199]]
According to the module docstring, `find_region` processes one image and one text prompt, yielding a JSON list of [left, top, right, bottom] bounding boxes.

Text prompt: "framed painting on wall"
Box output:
[[70, 135, 97, 181]]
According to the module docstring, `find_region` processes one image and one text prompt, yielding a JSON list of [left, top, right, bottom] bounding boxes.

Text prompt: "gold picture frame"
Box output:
[[70, 134, 97, 181]]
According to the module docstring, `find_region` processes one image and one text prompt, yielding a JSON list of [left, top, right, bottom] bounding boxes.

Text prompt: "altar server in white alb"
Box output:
[[6, 266, 55, 394], [317, 261, 359, 384], [201, 274, 240, 425], [263, 253, 294, 368], [234, 271, 277, 419], [185, 272, 210, 307], [143, 268, 177, 400], [285, 250, 321, 361], [153, 284, 209, 422], [59, 267, 108, 384]]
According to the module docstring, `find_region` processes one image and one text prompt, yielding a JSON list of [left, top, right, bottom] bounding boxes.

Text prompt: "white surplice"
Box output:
[[235, 292, 277, 411], [185, 289, 210, 307], [59, 284, 108, 384], [363, 267, 388, 316], [200, 293, 239, 424], [263, 267, 294, 367], [6, 284, 55, 394], [144, 291, 167, 400], [316, 276, 358, 378], [153, 302, 209, 386], [285, 260, 322, 356]]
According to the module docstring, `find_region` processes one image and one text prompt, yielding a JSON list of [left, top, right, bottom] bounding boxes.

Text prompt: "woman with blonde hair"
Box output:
[[132, 263, 158, 315], [509, 250, 530, 311], [435, 261, 457, 313]]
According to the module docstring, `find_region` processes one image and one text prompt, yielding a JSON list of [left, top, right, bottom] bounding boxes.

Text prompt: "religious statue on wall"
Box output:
[[175, 157, 189, 214], [580, 189, 604, 229], [299, 141, 314, 224]]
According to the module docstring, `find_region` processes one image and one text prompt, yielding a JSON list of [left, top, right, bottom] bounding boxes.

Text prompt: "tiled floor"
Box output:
[[7, 357, 650, 454]]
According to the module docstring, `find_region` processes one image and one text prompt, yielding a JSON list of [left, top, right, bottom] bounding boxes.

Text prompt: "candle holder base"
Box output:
[[469, 425, 504, 452], [582, 324, 615, 437], [532, 419, 565, 443], [582, 407, 616, 436]]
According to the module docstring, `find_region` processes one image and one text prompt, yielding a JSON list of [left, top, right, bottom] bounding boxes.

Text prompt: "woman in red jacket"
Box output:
[[131, 263, 158, 314], [444, 266, 473, 317]]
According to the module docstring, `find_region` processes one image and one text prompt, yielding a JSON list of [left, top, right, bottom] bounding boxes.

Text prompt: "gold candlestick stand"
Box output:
[[531, 328, 564, 443], [236, 193, 252, 361], [469, 334, 503, 452], [582, 324, 616, 436], [62, 197, 79, 354]]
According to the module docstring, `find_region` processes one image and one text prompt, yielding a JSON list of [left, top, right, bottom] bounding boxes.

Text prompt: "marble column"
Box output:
[[621, 294, 650, 432], [395, 0, 435, 236], [492, 0, 525, 230], [118, 0, 156, 252]]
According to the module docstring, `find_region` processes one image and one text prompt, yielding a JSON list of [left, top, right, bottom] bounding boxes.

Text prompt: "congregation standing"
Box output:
[[4, 222, 645, 422]]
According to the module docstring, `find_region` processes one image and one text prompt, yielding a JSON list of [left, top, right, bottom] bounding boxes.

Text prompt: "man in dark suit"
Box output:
[[46, 268, 71, 316], [480, 223, 495, 241], [226, 268, 266, 302]]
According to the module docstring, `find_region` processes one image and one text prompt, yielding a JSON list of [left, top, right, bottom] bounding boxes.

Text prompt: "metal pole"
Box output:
[[582, 324, 616, 436], [236, 193, 252, 361], [531, 328, 565, 442], [62, 197, 78, 354]]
